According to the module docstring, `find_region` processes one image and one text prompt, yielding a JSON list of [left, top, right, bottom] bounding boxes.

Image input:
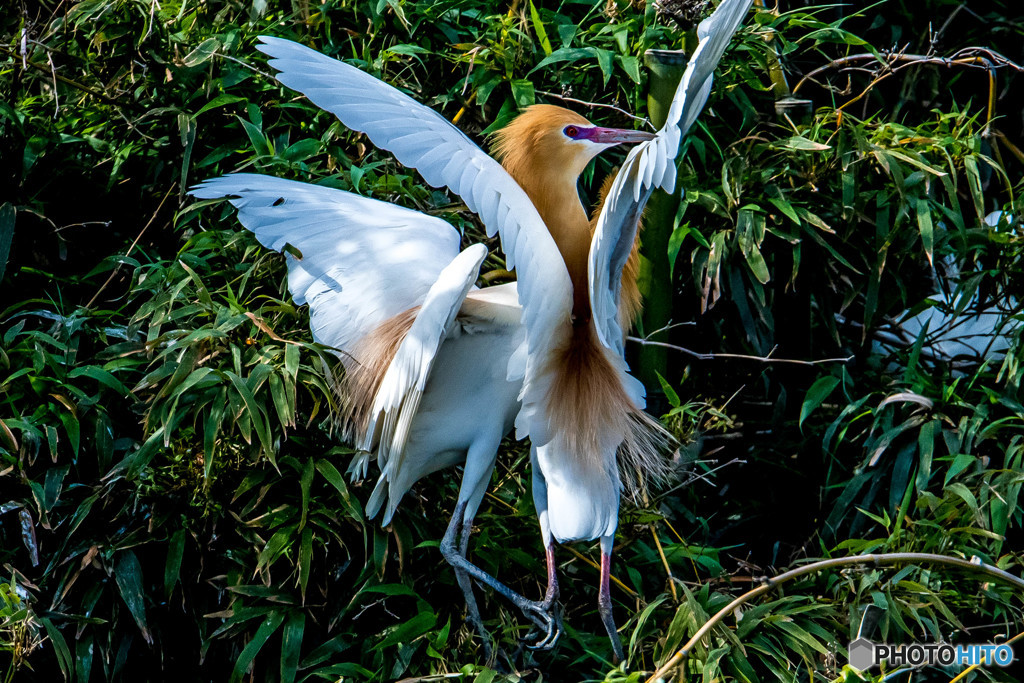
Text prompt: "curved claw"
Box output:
[[520, 600, 563, 651], [442, 502, 564, 655]]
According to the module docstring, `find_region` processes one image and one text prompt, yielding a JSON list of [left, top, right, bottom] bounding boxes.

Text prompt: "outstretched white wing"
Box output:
[[362, 245, 488, 515], [257, 36, 573, 445], [589, 0, 753, 356], [190, 174, 460, 353]]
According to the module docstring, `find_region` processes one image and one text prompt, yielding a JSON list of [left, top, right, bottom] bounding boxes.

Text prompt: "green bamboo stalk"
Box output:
[[637, 46, 691, 407], [753, 0, 814, 123]]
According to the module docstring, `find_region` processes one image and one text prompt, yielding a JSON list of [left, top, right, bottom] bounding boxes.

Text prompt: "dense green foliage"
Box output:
[[2, 0, 1023, 681]]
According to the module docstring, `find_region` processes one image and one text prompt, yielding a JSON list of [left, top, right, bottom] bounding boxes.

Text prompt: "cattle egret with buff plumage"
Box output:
[[191, 0, 753, 663]]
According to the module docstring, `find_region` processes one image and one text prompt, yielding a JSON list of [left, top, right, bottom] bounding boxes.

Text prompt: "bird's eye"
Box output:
[[563, 125, 579, 138]]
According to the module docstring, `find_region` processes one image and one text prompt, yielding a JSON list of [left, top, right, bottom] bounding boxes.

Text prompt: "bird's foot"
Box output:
[[520, 599, 563, 651]]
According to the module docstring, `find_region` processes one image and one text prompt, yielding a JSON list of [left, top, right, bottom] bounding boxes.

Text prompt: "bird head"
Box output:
[[492, 104, 655, 186]]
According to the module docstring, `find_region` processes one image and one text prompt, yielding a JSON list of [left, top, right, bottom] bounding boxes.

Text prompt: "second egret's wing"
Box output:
[[257, 36, 574, 446], [191, 174, 460, 353], [362, 245, 488, 516], [589, 0, 754, 356]]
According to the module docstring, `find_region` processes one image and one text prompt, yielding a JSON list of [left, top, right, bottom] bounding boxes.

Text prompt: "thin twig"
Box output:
[[947, 631, 1024, 683], [639, 321, 698, 339], [654, 457, 747, 500], [646, 552, 1024, 683], [84, 184, 176, 310], [790, 49, 1019, 133], [933, 3, 983, 47], [46, 52, 59, 117], [563, 546, 639, 599], [216, 52, 275, 80], [0, 45, 121, 105], [535, 90, 654, 130], [651, 525, 678, 601], [627, 337, 853, 366], [792, 49, 1022, 95]]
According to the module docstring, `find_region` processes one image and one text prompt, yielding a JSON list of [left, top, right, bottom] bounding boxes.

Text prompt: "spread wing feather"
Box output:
[[362, 245, 489, 520], [589, 0, 753, 357], [257, 36, 574, 447], [190, 174, 460, 354]]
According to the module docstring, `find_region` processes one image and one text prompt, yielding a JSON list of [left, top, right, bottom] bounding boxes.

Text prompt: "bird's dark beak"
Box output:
[[588, 126, 656, 145]]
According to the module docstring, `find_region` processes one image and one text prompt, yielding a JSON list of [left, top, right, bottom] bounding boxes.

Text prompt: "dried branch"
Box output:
[[651, 526, 679, 601], [0, 44, 122, 105], [84, 184, 176, 310], [793, 48, 1023, 96], [646, 552, 1024, 683], [627, 337, 853, 367], [654, 457, 747, 500], [791, 48, 1023, 132], [535, 90, 655, 130]]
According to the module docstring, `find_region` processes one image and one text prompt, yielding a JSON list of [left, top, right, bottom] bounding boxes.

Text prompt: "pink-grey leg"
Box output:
[[542, 544, 559, 609], [598, 534, 624, 663], [522, 446, 563, 650], [524, 542, 562, 650]]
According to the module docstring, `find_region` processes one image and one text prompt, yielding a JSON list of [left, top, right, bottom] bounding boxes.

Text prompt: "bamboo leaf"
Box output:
[[39, 617, 73, 680], [778, 135, 831, 151], [165, 528, 186, 599], [594, 48, 614, 85], [530, 47, 594, 72], [372, 610, 436, 650], [618, 54, 641, 83], [316, 459, 365, 521], [800, 376, 840, 430], [194, 94, 246, 117], [280, 611, 305, 683], [230, 611, 286, 683], [226, 370, 274, 460], [298, 528, 312, 604], [114, 549, 152, 644], [183, 37, 221, 67], [510, 79, 535, 108], [768, 197, 801, 226], [0, 202, 13, 282], [68, 365, 131, 395], [528, 0, 552, 56], [915, 196, 934, 266], [256, 526, 296, 574], [963, 155, 985, 222], [299, 457, 314, 531]]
